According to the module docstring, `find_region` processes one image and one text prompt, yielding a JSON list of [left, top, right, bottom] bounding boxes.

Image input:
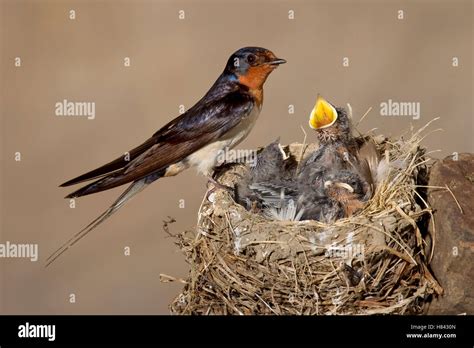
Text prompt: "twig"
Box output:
[[295, 125, 308, 176], [162, 216, 177, 237], [355, 106, 373, 128], [445, 184, 464, 214]]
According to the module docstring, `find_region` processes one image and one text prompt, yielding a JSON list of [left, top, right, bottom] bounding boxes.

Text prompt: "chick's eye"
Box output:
[[247, 54, 256, 64]]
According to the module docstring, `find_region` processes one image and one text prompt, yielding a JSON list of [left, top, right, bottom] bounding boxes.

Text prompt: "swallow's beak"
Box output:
[[309, 95, 338, 130], [268, 57, 287, 66]]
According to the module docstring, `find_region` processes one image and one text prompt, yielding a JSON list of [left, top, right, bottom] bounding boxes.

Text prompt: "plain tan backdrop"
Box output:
[[1, 0, 472, 314]]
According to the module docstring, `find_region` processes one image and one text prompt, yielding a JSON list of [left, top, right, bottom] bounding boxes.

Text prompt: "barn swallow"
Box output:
[[306, 95, 390, 197], [46, 47, 286, 266], [298, 96, 389, 216], [243, 167, 368, 222], [321, 170, 368, 219], [234, 97, 389, 222], [298, 96, 359, 188], [247, 97, 372, 222]]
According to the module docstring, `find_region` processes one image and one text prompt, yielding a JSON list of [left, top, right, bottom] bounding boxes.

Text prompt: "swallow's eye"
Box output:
[[247, 54, 256, 64]]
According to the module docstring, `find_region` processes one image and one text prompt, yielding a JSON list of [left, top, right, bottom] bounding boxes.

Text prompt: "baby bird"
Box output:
[[298, 96, 358, 188], [234, 96, 388, 223], [322, 170, 369, 218], [292, 169, 368, 222], [297, 96, 389, 218], [234, 139, 296, 211], [242, 167, 369, 223]]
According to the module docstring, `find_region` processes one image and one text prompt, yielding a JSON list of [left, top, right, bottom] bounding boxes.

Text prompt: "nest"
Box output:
[[168, 122, 443, 315]]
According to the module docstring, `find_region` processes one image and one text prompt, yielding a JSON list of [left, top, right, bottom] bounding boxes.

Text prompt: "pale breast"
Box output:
[[187, 106, 261, 176]]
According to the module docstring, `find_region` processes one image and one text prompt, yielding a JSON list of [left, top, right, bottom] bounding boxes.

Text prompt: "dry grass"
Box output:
[[166, 120, 442, 315]]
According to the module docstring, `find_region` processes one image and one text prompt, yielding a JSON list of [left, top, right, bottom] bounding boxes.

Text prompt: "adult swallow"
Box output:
[[46, 47, 286, 266]]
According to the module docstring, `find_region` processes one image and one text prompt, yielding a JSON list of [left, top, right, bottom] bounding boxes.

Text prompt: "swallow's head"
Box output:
[[225, 47, 286, 89], [308, 96, 353, 144]]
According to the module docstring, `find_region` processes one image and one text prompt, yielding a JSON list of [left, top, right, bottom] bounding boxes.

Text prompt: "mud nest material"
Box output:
[[169, 124, 443, 315]]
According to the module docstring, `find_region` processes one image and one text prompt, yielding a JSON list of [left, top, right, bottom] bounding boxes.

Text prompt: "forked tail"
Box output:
[[46, 172, 161, 267]]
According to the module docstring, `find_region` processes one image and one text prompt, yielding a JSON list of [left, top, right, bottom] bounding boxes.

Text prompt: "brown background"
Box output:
[[1, 0, 472, 314]]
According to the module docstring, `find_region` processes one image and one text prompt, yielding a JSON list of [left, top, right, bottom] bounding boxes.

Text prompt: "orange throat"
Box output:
[[238, 65, 274, 107]]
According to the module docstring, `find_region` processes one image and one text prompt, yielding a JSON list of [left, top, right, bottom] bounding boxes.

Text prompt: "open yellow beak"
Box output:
[[309, 95, 338, 130]]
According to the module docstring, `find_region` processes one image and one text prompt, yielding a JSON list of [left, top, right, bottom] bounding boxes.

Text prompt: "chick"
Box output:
[[234, 139, 295, 211], [287, 96, 379, 221], [298, 96, 358, 189], [292, 169, 368, 222], [299, 96, 393, 220], [234, 96, 388, 223], [322, 170, 369, 218], [308, 96, 357, 153], [252, 168, 369, 223]]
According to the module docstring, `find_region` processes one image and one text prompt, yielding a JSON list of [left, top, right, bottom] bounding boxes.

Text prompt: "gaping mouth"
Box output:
[[309, 95, 338, 130]]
